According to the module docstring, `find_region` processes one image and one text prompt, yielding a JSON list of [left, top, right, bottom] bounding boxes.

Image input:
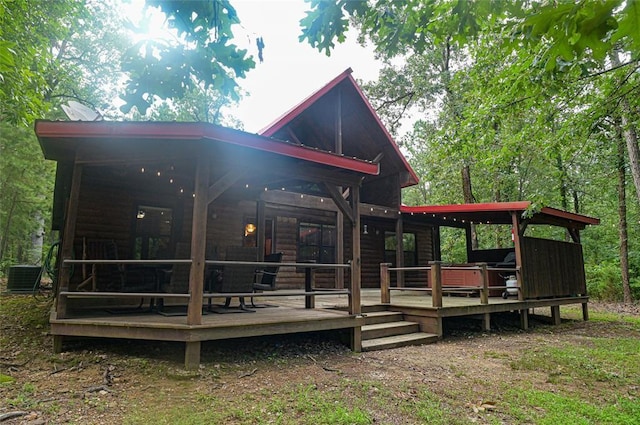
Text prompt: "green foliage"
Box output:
[[120, 0, 255, 114], [587, 261, 640, 301], [301, 0, 639, 72], [0, 124, 55, 272], [0, 0, 82, 123]]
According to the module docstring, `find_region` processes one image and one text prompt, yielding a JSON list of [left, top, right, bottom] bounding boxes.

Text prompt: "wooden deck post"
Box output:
[[519, 309, 529, 330], [511, 212, 525, 301], [551, 305, 561, 325], [395, 216, 405, 288], [479, 263, 489, 305], [581, 302, 589, 321], [304, 267, 315, 309], [335, 88, 345, 290], [256, 200, 266, 261], [380, 263, 391, 304], [184, 341, 201, 370], [351, 327, 362, 352], [57, 162, 83, 319], [430, 261, 442, 308], [187, 155, 209, 327], [349, 185, 361, 315]]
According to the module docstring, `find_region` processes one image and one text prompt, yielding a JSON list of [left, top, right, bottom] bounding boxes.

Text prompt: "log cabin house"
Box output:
[[35, 68, 599, 368]]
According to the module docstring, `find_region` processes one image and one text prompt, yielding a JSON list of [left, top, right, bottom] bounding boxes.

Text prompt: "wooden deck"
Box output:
[[51, 297, 361, 343], [50, 289, 589, 367]]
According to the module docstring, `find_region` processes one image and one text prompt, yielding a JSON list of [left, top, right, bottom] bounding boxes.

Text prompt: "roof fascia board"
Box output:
[[35, 120, 379, 176]]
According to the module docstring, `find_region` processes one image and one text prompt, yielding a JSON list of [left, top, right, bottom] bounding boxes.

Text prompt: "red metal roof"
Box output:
[[401, 202, 600, 227], [35, 120, 380, 176], [259, 68, 419, 187]]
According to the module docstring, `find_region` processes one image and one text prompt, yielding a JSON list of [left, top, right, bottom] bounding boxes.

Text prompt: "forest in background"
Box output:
[[1, 0, 639, 302]]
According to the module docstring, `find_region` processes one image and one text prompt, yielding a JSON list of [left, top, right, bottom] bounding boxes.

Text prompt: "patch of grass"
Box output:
[[484, 350, 511, 360], [562, 306, 640, 328], [402, 388, 469, 425], [125, 380, 374, 424], [7, 382, 38, 409], [511, 336, 640, 387], [0, 373, 15, 384], [505, 388, 640, 425]]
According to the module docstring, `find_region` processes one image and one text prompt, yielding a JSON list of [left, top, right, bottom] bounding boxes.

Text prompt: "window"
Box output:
[[242, 217, 274, 255], [298, 222, 335, 263], [134, 205, 172, 260], [384, 232, 417, 267]]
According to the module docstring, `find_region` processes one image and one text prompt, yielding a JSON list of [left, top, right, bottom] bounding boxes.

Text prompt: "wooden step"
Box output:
[[360, 304, 390, 313], [362, 321, 419, 340], [362, 332, 439, 351], [361, 310, 404, 325]]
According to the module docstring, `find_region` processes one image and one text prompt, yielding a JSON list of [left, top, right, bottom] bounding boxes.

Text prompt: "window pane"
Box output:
[[322, 225, 336, 246], [299, 246, 318, 262], [321, 247, 335, 263], [300, 223, 321, 246]]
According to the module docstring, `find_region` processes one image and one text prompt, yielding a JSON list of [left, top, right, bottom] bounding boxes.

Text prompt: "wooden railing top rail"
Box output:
[[64, 259, 192, 265], [205, 260, 351, 269], [60, 291, 191, 298], [387, 264, 518, 273], [203, 290, 350, 298]]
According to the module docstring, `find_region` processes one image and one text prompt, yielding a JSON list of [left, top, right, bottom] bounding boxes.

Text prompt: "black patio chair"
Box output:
[[251, 252, 283, 308]]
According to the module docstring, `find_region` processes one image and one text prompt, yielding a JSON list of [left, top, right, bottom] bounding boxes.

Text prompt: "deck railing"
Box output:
[[380, 261, 520, 307], [59, 259, 353, 316]]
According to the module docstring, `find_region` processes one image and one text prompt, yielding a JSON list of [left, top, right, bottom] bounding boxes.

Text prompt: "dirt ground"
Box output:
[[1, 294, 639, 424]]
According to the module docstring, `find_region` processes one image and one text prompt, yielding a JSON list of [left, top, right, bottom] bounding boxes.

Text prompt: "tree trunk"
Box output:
[[616, 123, 633, 303], [611, 51, 640, 205], [0, 191, 19, 264], [619, 98, 640, 205], [461, 165, 478, 250], [554, 153, 573, 241]]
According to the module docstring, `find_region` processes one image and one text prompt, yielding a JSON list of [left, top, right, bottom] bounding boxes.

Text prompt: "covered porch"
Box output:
[[36, 120, 374, 368]]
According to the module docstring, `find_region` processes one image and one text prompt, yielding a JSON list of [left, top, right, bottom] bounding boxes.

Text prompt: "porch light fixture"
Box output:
[[245, 223, 257, 236]]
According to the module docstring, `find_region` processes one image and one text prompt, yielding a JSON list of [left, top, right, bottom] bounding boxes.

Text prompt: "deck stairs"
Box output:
[[360, 305, 439, 351]]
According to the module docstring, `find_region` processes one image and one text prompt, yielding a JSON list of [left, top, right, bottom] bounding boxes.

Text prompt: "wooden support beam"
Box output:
[[511, 212, 525, 301], [380, 263, 391, 304], [57, 162, 83, 319], [336, 211, 344, 289], [187, 156, 209, 326], [430, 261, 443, 308], [304, 268, 316, 309], [323, 182, 354, 223], [482, 313, 491, 331], [479, 263, 489, 305], [395, 217, 405, 288], [184, 341, 201, 370], [53, 336, 64, 354], [520, 309, 529, 330], [350, 185, 361, 315], [256, 200, 266, 261], [287, 127, 304, 145], [207, 168, 245, 204], [551, 305, 561, 325], [582, 302, 589, 321], [350, 327, 362, 352]]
